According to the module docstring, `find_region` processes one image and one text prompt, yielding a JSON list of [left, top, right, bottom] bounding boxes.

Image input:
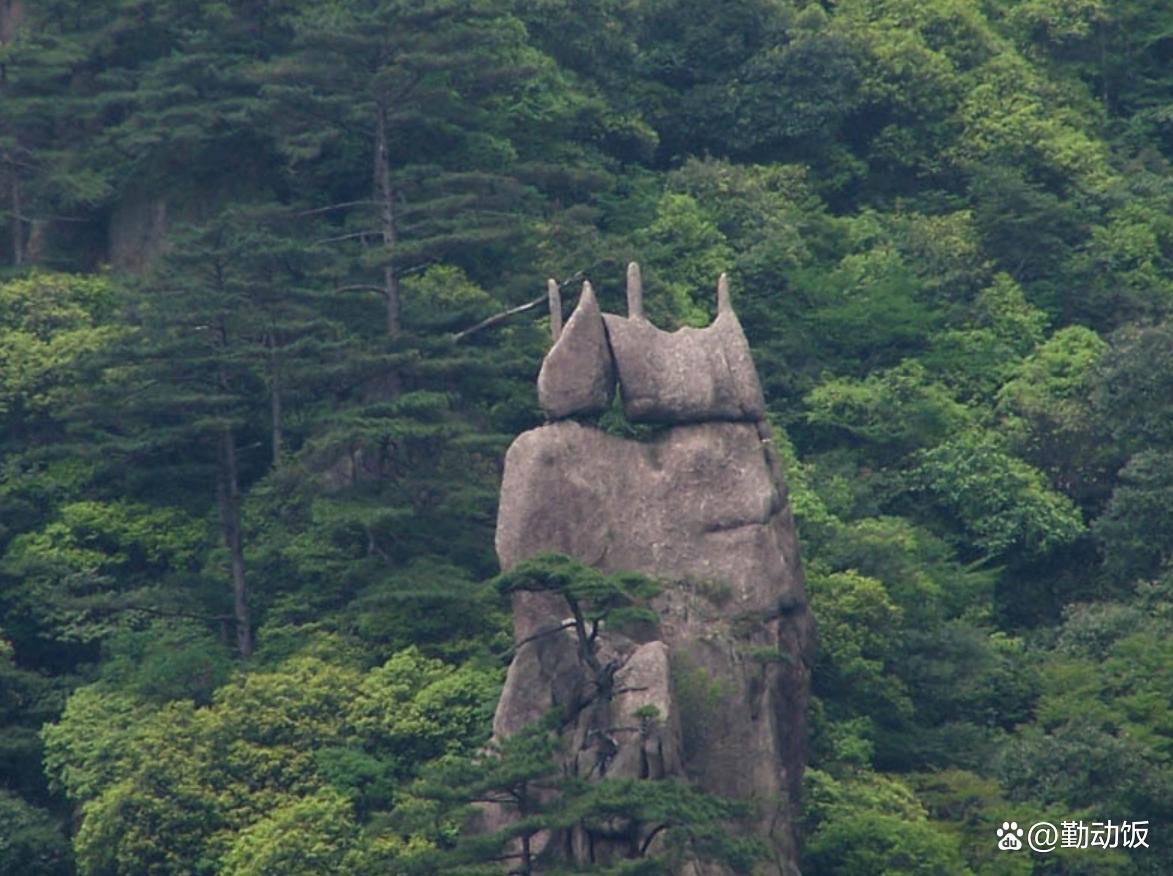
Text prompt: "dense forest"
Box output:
[[2, 0, 1172, 873]]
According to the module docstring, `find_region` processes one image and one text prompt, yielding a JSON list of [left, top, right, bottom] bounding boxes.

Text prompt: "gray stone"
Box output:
[[537, 282, 614, 419], [489, 268, 810, 876], [492, 419, 811, 874], [496, 421, 799, 639], [607, 641, 681, 781], [603, 309, 765, 423]]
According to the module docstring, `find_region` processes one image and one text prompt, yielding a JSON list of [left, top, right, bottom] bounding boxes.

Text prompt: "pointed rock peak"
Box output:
[[548, 278, 563, 341], [537, 278, 614, 419], [717, 272, 731, 314], [579, 279, 599, 313], [626, 262, 644, 319]]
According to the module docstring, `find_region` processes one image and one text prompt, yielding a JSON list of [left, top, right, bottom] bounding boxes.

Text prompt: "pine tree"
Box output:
[[0, 2, 110, 267], [407, 711, 763, 875], [258, 0, 535, 337], [68, 208, 350, 658]]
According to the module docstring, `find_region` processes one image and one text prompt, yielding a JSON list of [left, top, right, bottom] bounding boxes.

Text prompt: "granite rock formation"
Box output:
[[491, 265, 814, 875], [537, 280, 614, 418]]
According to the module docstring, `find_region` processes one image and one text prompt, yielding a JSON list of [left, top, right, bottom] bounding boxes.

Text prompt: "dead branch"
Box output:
[[450, 270, 585, 342], [450, 294, 545, 342]]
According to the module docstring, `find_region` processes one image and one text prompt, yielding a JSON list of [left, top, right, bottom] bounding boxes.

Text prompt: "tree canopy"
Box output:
[[2, 1, 1173, 873]]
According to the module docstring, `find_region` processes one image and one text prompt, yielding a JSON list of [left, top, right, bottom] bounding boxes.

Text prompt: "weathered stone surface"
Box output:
[[493, 419, 811, 874], [603, 309, 765, 423], [606, 641, 681, 781], [497, 420, 800, 640], [490, 269, 810, 876], [537, 282, 615, 419], [491, 623, 592, 741]]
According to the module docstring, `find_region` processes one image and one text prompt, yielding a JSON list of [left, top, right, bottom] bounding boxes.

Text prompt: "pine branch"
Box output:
[[91, 603, 234, 623]]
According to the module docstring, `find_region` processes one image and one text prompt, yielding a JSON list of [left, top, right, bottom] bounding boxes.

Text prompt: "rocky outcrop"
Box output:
[[602, 275, 765, 424], [537, 281, 614, 419], [491, 266, 813, 875]]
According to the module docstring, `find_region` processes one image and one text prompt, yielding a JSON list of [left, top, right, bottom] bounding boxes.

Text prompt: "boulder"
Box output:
[[489, 269, 811, 876], [537, 282, 614, 419], [493, 420, 811, 875], [603, 309, 765, 423], [496, 420, 801, 640]]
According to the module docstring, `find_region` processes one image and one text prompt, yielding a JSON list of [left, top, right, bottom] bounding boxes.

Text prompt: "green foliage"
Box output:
[[805, 360, 970, 455], [4, 501, 207, 644], [912, 431, 1086, 560], [804, 769, 975, 876], [997, 324, 1112, 501], [0, 273, 120, 416], [807, 570, 911, 729], [905, 770, 1033, 875], [43, 642, 501, 876], [220, 789, 363, 876], [633, 192, 733, 326], [816, 516, 995, 622], [495, 553, 661, 635], [924, 273, 1048, 400], [410, 714, 763, 875], [794, 240, 940, 369], [1092, 451, 1173, 585], [0, 790, 73, 876], [670, 656, 730, 766], [97, 621, 232, 705], [3, 1, 1173, 873], [1095, 322, 1173, 452]]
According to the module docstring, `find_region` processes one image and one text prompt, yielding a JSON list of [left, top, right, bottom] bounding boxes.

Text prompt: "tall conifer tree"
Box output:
[[259, 0, 533, 337]]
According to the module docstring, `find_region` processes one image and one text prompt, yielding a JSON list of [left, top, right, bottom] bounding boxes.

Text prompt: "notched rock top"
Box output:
[[495, 263, 813, 875], [537, 263, 766, 424]]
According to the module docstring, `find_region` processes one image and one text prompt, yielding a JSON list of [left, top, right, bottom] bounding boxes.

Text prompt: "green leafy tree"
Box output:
[[0, 789, 73, 876], [997, 324, 1112, 503], [924, 273, 1047, 401], [803, 768, 975, 876], [805, 360, 970, 458], [43, 641, 501, 876], [1092, 451, 1173, 586], [911, 431, 1086, 562]]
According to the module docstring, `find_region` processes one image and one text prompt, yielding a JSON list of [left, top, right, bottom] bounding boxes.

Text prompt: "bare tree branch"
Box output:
[[450, 295, 545, 342], [640, 822, 672, 857], [332, 283, 387, 294], [450, 271, 585, 342], [313, 230, 379, 245], [499, 620, 579, 663], [293, 200, 377, 217]]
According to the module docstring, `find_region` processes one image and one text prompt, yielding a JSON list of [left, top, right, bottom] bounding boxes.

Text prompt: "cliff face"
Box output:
[[492, 266, 814, 875]]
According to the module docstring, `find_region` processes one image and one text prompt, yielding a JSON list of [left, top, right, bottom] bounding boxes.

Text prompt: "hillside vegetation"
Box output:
[[2, 1, 1172, 874]]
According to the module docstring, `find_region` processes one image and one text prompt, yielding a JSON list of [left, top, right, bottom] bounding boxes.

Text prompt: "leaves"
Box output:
[[4, 2, 1173, 874], [912, 432, 1086, 560]]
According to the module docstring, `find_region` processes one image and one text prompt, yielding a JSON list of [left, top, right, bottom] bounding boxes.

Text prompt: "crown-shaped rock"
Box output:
[[537, 263, 765, 423]]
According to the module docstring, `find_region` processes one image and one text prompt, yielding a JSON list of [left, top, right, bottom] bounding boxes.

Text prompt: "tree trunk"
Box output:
[[268, 330, 283, 466], [218, 424, 252, 659], [215, 339, 251, 659], [11, 175, 22, 267], [0, 1, 25, 43], [374, 98, 400, 337]]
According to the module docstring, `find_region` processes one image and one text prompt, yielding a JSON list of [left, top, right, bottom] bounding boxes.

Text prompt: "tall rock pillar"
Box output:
[[492, 266, 815, 875]]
